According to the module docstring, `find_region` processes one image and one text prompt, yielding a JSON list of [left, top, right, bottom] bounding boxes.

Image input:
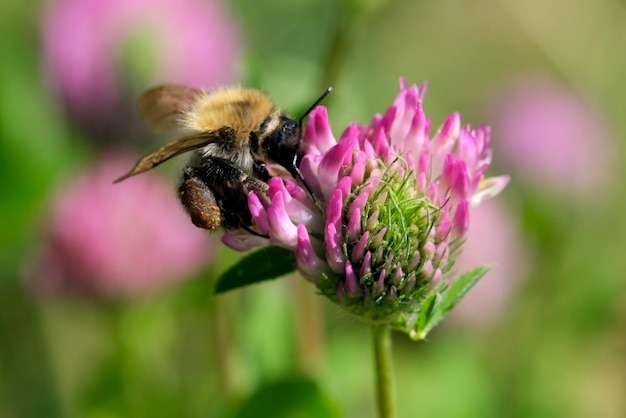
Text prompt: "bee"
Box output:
[[114, 84, 331, 234]]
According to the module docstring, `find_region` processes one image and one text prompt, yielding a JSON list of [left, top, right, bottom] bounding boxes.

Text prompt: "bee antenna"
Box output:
[[297, 87, 333, 129]]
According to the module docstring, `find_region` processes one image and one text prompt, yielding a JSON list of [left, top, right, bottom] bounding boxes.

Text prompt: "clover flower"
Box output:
[[490, 77, 615, 196], [223, 80, 509, 337], [42, 0, 240, 124], [27, 154, 216, 297]]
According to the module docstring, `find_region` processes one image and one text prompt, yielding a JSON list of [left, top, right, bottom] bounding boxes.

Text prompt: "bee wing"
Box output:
[[114, 131, 217, 183], [137, 84, 201, 132]]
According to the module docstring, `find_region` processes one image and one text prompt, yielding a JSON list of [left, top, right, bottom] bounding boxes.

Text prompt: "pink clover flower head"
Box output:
[[28, 154, 216, 297], [42, 0, 241, 117], [490, 77, 615, 196], [224, 79, 509, 334]]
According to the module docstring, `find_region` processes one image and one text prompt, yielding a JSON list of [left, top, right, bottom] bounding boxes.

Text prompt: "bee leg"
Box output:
[[238, 175, 270, 238], [242, 176, 268, 193], [195, 156, 269, 235], [253, 161, 271, 182], [291, 153, 318, 204], [179, 167, 224, 230]]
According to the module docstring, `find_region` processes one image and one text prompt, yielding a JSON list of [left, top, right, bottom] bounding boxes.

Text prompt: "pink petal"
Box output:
[[452, 199, 470, 238], [302, 106, 336, 154], [318, 136, 355, 199], [371, 127, 390, 162], [298, 154, 323, 197], [360, 251, 372, 277], [344, 261, 362, 297], [435, 219, 452, 243], [325, 222, 346, 273], [248, 192, 269, 235], [350, 231, 369, 262], [471, 175, 510, 206], [346, 207, 362, 243], [423, 242, 436, 258], [350, 151, 367, 185], [295, 224, 330, 282], [222, 232, 268, 252], [451, 161, 470, 205], [266, 192, 298, 247]]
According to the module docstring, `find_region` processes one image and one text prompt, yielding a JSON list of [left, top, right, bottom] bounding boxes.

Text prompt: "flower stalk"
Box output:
[[372, 324, 396, 418]]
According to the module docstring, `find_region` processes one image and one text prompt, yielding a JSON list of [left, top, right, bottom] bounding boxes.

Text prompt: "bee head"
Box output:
[[258, 87, 332, 183], [260, 113, 302, 176]]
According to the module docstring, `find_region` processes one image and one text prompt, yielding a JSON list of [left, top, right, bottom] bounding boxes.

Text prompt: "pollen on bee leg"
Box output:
[[179, 175, 224, 230]]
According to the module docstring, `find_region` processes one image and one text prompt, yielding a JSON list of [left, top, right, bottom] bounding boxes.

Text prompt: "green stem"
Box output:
[[319, 0, 393, 92], [371, 324, 396, 418], [319, 23, 351, 92]]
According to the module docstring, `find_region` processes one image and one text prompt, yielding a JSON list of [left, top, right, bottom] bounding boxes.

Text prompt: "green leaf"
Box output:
[[232, 376, 340, 418], [413, 265, 491, 339], [416, 292, 440, 333], [214, 246, 296, 294]]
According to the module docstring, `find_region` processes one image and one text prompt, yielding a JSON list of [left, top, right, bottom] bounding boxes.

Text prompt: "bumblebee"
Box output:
[[115, 84, 331, 233]]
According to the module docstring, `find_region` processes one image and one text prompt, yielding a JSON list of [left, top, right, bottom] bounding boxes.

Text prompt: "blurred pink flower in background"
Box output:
[[489, 77, 616, 197], [28, 155, 216, 297], [452, 199, 529, 325], [41, 0, 241, 119]]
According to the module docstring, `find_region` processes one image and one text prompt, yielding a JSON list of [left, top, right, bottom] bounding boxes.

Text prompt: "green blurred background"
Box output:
[[1, 0, 625, 417]]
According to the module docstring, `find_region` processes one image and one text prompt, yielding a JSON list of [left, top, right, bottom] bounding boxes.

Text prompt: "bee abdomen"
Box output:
[[179, 174, 223, 230]]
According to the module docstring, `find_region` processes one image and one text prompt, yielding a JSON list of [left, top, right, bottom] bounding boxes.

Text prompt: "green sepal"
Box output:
[[411, 265, 492, 340], [214, 246, 296, 294]]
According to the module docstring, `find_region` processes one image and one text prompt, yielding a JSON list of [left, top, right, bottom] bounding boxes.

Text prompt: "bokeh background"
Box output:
[[1, 0, 625, 417]]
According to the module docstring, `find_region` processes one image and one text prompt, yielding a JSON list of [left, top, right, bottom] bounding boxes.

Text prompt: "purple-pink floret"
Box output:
[[224, 79, 509, 323], [27, 154, 216, 297]]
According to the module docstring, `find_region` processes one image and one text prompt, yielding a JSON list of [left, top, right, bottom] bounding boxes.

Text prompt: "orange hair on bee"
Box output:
[[183, 87, 277, 138]]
